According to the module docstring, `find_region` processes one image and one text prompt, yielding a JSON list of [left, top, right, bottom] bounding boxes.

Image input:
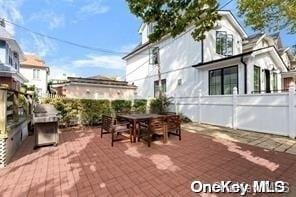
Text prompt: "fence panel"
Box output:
[[171, 84, 296, 138], [200, 95, 233, 128]]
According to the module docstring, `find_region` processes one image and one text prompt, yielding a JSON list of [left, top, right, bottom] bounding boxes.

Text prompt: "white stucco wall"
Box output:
[[62, 84, 136, 100], [20, 67, 48, 96]]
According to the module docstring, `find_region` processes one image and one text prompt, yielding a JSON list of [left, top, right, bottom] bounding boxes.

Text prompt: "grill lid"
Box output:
[[34, 104, 59, 114]]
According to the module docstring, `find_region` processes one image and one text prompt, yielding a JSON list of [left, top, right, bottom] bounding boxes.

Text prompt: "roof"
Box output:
[[21, 54, 48, 68], [0, 26, 25, 61], [243, 32, 265, 52], [122, 42, 150, 60], [88, 75, 111, 80], [192, 50, 254, 68], [193, 46, 287, 72], [53, 76, 137, 89]]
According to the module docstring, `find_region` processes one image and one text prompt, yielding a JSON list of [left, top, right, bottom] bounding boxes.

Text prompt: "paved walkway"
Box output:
[[183, 123, 296, 155], [0, 127, 296, 196]]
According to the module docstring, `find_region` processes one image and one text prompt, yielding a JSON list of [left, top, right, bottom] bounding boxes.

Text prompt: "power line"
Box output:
[[220, 0, 234, 9], [1, 0, 233, 57], [1, 18, 129, 55]]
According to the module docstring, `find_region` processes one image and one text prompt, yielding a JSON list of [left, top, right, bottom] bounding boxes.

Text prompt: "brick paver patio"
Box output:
[[0, 127, 296, 197], [183, 123, 296, 155]]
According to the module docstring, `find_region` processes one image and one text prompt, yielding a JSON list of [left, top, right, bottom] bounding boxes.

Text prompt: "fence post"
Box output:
[[288, 83, 296, 139], [198, 89, 202, 124], [0, 90, 7, 136], [232, 87, 238, 130]]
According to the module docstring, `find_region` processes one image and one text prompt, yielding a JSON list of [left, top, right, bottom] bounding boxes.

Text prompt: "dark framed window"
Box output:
[[149, 47, 160, 65], [0, 40, 5, 47], [154, 79, 166, 97], [216, 31, 233, 56], [209, 69, 222, 95], [209, 66, 238, 95], [254, 66, 261, 93], [273, 72, 278, 91]]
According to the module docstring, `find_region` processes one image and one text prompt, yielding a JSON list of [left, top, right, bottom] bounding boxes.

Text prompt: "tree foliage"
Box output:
[[238, 0, 296, 33], [126, 0, 221, 42]]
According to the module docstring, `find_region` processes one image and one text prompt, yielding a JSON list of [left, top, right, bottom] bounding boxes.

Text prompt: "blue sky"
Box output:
[[0, 0, 295, 79]]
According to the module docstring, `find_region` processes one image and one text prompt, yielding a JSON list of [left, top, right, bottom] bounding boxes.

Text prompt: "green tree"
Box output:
[[126, 0, 221, 42], [237, 0, 296, 33]]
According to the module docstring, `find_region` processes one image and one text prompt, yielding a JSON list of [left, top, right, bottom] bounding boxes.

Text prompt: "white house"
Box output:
[[123, 10, 292, 98], [0, 25, 27, 90], [20, 54, 50, 97]]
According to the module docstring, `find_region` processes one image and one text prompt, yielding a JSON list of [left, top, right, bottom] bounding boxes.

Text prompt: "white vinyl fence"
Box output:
[[172, 84, 296, 138]]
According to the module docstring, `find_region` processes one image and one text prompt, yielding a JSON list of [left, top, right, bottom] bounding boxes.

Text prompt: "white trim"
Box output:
[[218, 11, 248, 38]]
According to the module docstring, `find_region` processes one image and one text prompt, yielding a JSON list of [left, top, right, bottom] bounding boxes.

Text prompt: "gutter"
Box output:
[[201, 40, 204, 64]]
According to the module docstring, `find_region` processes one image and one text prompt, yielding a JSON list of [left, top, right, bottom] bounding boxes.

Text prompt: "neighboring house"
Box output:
[[123, 10, 294, 98], [51, 75, 137, 100], [243, 32, 296, 91], [20, 54, 50, 97], [0, 25, 27, 90]]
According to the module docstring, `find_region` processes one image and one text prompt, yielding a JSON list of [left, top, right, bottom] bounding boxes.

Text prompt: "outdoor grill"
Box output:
[[33, 104, 60, 149]]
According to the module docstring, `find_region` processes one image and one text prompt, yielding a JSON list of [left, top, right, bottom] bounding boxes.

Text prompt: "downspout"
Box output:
[[241, 55, 248, 94], [201, 40, 204, 63]]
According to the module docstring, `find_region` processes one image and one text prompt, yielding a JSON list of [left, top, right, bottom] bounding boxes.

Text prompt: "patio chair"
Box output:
[[101, 115, 132, 146], [166, 115, 181, 141], [139, 117, 167, 147]]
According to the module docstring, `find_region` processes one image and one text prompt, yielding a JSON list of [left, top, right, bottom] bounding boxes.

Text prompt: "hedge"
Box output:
[[80, 99, 111, 126], [111, 100, 132, 113], [42, 97, 191, 126], [133, 99, 147, 113], [43, 98, 111, 126]]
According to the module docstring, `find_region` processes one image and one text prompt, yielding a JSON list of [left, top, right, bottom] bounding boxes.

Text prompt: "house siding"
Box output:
[[20, 67, 48, 97], [126, 15, 245, 98]]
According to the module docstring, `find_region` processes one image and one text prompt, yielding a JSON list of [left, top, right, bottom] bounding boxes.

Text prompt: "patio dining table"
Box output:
[[116, 114, 167, 143]]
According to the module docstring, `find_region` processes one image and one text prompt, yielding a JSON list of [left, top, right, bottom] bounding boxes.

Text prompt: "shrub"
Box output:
[[43, 98, 80, 126], [111, 100, 132, 113], [149, 96, 172, 114], [133, 99, 147, 113], [80, 99, 111, 126]]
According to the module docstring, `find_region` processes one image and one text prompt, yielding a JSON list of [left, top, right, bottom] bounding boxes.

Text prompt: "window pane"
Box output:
[[154, 79, 166, 97], [209, 70, 222, 95], [216, 31, 227, 56], [273, 73, 278, 91], [254, 66, 261, 93], [223, 67, 238, 95], [226, 35, 233, 56]]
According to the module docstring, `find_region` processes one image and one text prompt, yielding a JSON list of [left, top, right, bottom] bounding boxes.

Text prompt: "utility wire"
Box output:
[[1, 0, 234, 56], [220, 0, 234, 10], [1, 18, 129, 55]]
